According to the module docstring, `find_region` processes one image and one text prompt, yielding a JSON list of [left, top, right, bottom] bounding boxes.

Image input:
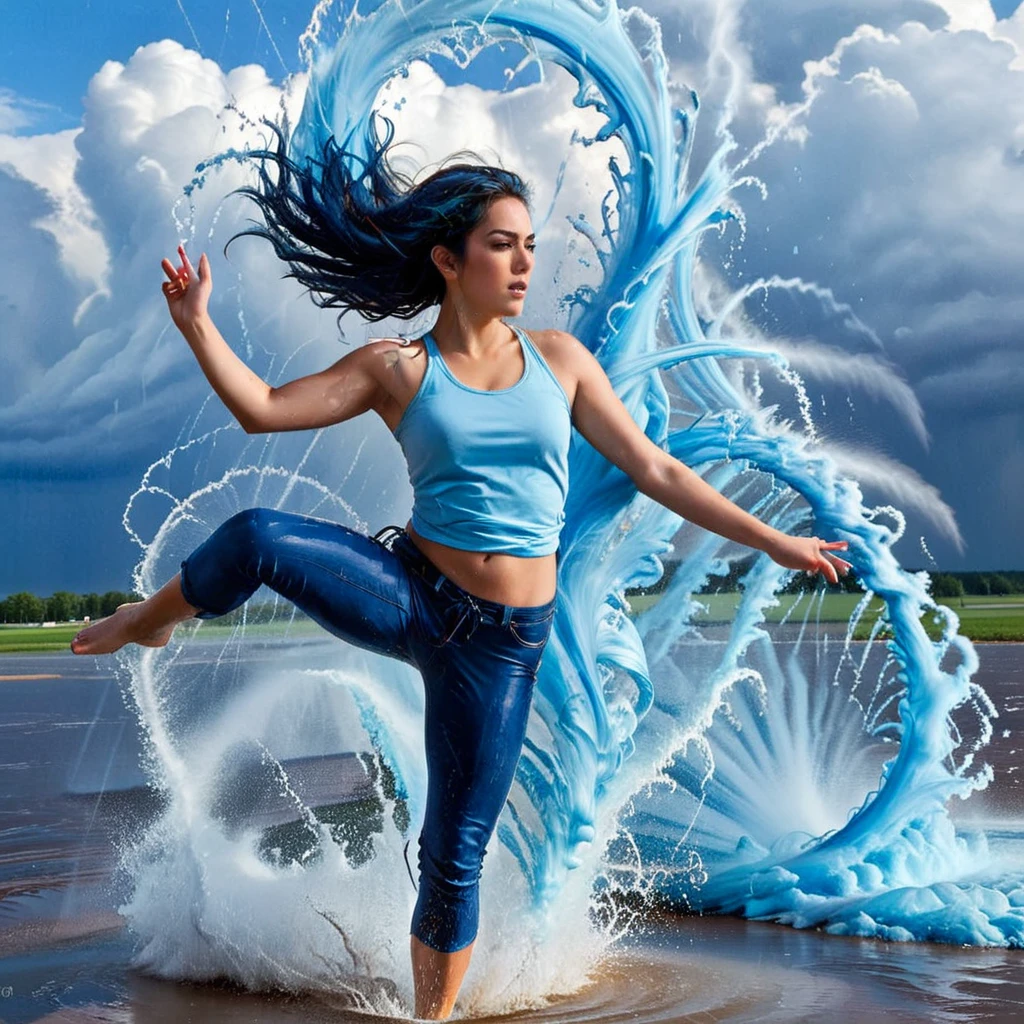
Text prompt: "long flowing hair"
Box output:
[[224, 115, 533, 327]]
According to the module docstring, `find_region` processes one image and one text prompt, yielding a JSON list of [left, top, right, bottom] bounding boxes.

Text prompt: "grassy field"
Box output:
[[626, 591, 1024, 641], [0, 617, 327, 655], [2, 593, 1022, 655]]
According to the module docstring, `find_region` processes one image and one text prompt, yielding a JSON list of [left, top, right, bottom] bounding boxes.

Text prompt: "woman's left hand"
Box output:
[[765, 532, 852, 585]]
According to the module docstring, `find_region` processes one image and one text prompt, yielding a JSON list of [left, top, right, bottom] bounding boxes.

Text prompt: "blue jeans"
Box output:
[[178, 508, 556, 952]]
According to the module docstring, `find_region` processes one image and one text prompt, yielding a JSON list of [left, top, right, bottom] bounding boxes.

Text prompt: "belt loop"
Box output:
[[373, 525, 402, 551], [433, 574, 445, 592], [501, 605, 512, 628]]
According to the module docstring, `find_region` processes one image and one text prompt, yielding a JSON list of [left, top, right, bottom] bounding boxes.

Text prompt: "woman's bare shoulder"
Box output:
[[364, 336, 426, 375], [519, 327, 580, 401], [521, 327, 587, 368], [359, 337, 428, 430], [520, 326, 579, 354]]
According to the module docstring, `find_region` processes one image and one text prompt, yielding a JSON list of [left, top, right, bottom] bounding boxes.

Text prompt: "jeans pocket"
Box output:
[[507, 612, 554, 649]]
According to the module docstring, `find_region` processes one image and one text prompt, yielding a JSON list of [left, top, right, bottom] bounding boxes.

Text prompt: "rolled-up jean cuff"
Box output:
[[179, 558, 223, 620]]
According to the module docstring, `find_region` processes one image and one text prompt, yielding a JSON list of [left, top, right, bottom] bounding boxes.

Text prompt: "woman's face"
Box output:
[[435, 195, 536, 316]]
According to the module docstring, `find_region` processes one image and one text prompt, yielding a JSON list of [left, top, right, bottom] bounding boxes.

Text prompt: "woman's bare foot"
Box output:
[[70, 574, 203, 656], [70, 603, 175, 655]]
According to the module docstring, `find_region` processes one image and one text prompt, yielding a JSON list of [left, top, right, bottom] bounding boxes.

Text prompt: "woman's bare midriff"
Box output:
[[375, 330, 568, 609], [404, 521, 557, 607]]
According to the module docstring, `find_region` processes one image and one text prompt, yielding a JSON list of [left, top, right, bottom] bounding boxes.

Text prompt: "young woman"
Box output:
[[70, 128, 851, 1019]]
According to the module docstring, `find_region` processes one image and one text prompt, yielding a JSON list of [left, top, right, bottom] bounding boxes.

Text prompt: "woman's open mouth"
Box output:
[[509, 284, 527, 297]]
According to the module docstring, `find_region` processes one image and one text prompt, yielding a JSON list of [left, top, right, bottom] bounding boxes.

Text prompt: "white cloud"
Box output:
[[685, 13, 1024, 408], [0, 168, 83, 405], [0, 38, 625, 478], [0, 127, 108, 305], [634, 0, 1023, 567], [916, 347, 1024, 413], [741, 18, 1019, 387], [928, 0, 996, 33], [3, 5, 1021, 570], [0, 41, 315, 472], [0, 87, 62, 133], [821, 439, 964, 549]]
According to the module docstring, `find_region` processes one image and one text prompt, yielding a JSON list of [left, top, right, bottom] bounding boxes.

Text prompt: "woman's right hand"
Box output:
[[161, 243, 212, 331]]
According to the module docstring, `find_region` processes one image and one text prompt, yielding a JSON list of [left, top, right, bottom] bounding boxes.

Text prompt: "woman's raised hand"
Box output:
[[161, 243, 212, 330], [765, 533, 853, 585]]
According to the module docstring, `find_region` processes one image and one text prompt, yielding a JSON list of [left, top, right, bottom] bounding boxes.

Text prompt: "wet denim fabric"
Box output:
[[179, 507, 556, 952]]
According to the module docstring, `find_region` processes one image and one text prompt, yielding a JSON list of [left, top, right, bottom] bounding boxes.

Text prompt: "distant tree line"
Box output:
[[926, 572, 1021, 598], [3, 566, 1020, 625], [625, 561, 1023, 598], [0, 590, 144, 625], [0, 589, 307, 626]]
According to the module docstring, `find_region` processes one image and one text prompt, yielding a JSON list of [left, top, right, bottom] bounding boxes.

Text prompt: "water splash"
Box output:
[[115, 0, 1019, 1016]]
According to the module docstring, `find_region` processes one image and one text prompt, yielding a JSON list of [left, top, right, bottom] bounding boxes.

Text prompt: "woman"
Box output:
[[70, 126, 851, 1019]]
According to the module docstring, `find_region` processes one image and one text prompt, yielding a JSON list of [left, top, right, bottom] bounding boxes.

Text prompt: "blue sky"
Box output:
[[2, 3, 301, 133], [0, 0, 538, 135], [2, 0, 1023, 599]]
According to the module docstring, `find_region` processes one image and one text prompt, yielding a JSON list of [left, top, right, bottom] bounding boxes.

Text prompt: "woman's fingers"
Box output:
[[771, 533, 853, 583], [818, 539, 851, 581], [810, 552, 837, 584], [178, 244, 195, 280], [819, 553, 853, 582], [160, 248, 193, 304], [802, 538, 853, 583]]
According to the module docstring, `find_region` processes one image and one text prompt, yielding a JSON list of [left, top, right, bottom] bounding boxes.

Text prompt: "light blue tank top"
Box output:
[[393, 324, 572, 556]]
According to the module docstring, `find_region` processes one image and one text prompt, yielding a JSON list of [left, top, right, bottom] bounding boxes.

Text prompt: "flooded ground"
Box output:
[[1, 641, 1020, 1022]]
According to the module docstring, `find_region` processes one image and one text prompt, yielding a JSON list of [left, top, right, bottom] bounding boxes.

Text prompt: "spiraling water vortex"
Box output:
[[118, 3, 1019, 1014]]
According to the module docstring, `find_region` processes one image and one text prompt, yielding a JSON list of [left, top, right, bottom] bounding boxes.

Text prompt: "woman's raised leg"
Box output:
[[71, 507, 499, 1020], [72, 508, 415, 659]]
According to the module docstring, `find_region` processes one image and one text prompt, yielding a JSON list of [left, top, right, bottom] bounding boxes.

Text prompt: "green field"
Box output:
[[626, 591, 1024, 642], [2, 593, 1022, 655], [0, 617, 327, 655]]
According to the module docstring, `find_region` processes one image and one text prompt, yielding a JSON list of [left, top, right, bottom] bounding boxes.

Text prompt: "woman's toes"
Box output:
[[70, 605, 175, 655]]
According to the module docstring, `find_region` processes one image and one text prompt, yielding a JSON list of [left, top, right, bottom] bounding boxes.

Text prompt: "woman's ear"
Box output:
[[430, 243, 459, 281]]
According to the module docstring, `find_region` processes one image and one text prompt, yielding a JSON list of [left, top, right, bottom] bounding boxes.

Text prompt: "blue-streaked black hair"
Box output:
[[223, 115, 533, 325]]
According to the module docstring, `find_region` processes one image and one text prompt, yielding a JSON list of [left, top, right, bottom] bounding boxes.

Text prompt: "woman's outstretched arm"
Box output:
[[553, 330, 852, 583], [161, 244, 384, 433]]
